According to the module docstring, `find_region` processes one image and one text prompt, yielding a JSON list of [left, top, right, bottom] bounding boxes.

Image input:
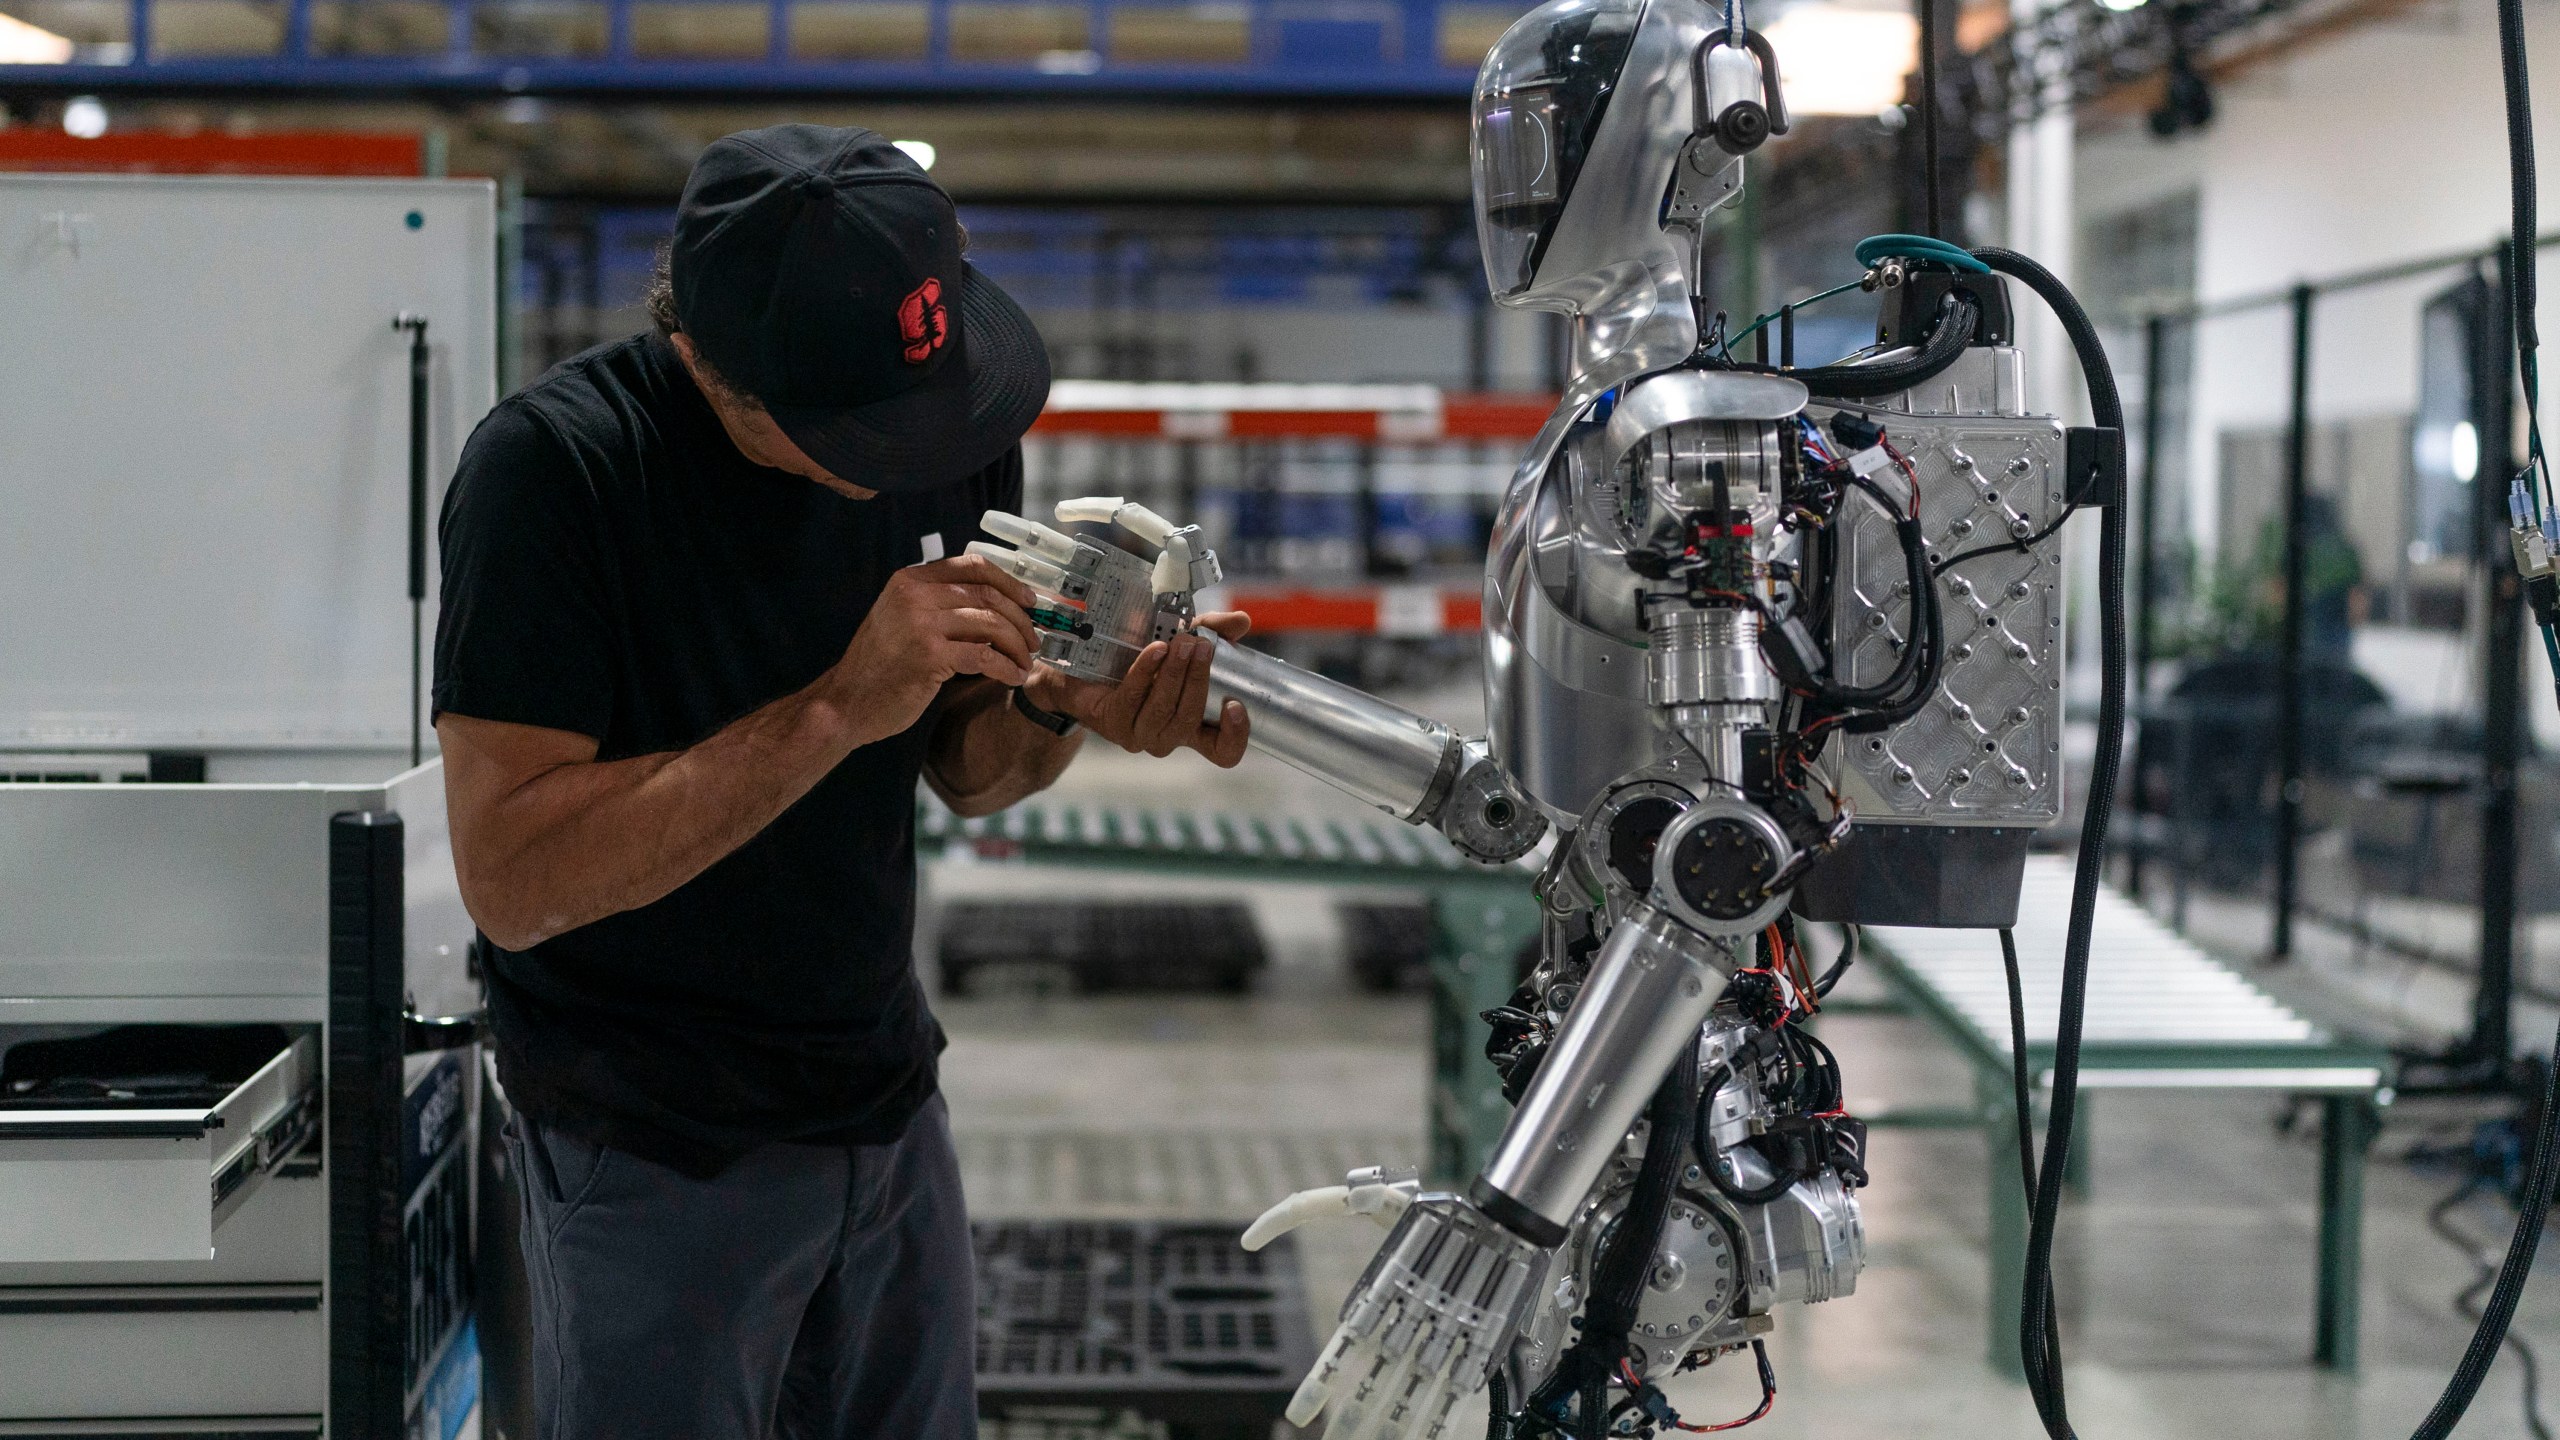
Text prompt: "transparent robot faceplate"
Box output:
[[1469, 0, 1645, 301]]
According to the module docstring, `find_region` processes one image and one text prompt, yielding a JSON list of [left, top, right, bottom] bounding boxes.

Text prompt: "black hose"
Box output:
[[1814, 923, 1860, 997], [2001, 927, 2070, 1420], [1793, 292, 1981, 399], [2426, 1181, 2556, 1440], [1966, 245, 2124, 1440], [2410, 1059, 2559, 1440], [2402, 0, 2560, 1433]]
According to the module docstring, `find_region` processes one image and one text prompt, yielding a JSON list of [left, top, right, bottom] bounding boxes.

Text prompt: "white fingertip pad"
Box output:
[[980, 510, 1081, 563], [1285, 1367, 1335, 1428], [1150, 551, 1187, 594], [1113, 502, 1179, 547], [1054, 496, 1125, 525]]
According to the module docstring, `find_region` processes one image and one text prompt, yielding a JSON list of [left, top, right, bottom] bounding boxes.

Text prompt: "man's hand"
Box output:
[[1025, 611, 1253, 767], [829, 554, 1041, 746]]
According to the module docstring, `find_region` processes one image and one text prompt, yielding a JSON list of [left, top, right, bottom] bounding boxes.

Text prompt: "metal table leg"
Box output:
[[1425, 883, 1542, 1186], [2314, 1091, 2380, 1371]]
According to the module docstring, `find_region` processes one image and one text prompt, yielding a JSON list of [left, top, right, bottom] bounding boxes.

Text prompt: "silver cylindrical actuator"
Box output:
[[1467, 902, 1736, 1242], [1647, 606, 1778, 709], [1201, 634, 1461, 822]]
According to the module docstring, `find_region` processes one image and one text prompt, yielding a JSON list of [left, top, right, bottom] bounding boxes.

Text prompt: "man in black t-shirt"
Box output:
[[433, 125, 1250, 1439]]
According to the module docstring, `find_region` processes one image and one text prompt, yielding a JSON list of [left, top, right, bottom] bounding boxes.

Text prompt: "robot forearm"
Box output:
[[975, 496, 1549, 864], [1468, 903, 1738, 1241], [1202, 636, 1546, 863]]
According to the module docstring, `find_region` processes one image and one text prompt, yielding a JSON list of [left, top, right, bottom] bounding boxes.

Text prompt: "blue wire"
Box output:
[[1854, 233, 1991, 274]]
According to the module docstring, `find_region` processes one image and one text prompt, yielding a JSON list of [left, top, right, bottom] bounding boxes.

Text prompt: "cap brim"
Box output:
[[767, 263, 1052, 495]]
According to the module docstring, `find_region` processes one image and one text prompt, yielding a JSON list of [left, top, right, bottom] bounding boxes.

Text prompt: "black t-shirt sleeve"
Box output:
[[983, 447, 1025, 535], [432, 402, 619, 742]]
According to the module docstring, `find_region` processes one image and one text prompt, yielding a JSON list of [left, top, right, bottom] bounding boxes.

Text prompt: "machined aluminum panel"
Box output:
[[1817, 408, 2068, 827]]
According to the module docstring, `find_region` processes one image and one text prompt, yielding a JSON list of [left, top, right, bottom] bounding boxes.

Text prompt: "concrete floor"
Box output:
[[926, 735, 2560, 1440]]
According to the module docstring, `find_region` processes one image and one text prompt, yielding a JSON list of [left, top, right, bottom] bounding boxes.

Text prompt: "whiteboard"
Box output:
[[0, 174, 498, 749]]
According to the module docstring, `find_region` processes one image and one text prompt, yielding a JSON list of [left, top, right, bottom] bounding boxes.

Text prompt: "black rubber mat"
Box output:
[[974, 1220, 1317, 1440], [939, 902, 1268, 995], [1338, 900, 1433, 993]]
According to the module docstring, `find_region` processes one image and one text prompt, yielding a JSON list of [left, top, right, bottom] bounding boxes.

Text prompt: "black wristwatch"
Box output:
[[1010, 685, 1080, 737]]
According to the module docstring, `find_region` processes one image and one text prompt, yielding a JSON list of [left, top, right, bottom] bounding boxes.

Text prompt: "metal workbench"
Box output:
[[1862, 856, 2392, 1376]]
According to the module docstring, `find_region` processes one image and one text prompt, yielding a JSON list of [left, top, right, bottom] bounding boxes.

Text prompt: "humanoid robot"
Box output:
[[972, 0, 2091, 1433]]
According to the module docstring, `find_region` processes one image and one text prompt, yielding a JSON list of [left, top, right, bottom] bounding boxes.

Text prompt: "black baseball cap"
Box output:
[[671, 124, 1051, 493]]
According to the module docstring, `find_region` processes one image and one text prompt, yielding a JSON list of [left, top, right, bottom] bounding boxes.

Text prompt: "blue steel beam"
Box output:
[[0, 0, 1508, 96]]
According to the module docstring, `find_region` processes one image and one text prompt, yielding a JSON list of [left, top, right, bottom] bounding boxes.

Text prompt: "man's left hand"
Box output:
[[1024, 612, 1252, 767]]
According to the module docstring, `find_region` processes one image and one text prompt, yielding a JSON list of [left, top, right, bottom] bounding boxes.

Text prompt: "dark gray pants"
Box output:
[[507, 1093, 977, 1440]]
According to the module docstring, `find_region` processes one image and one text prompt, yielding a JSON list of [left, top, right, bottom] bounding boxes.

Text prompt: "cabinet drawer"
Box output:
[[0, 1027, 319, 1263], [0, 1299, 324, 1419]]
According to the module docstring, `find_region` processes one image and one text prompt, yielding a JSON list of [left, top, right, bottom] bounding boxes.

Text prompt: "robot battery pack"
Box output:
[[1789, 822, 2034, 928]]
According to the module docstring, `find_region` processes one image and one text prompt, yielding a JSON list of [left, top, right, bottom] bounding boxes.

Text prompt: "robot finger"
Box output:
[[962, 541, 1069, 595], [979, 509, 1082, 564], [1284, 1323, 1360, 1427]]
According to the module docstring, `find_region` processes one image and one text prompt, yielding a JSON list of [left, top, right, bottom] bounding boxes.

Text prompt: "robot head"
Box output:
[[1472, 0, 1784, 318]]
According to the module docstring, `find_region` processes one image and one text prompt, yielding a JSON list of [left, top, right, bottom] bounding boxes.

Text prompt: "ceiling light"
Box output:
[[893, 138, 937, 171], [62, 95, 107, 138], [0, 12, 75, 64], [1761, 5, 1920, 118], [2096, 0, 2147, 12]]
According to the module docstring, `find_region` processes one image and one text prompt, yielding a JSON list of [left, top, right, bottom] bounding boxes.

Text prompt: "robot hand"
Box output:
[[1285, 1194, 1547, 1440], [1241, 1164, 1419, 1250], [968, 497, 1223, 683]]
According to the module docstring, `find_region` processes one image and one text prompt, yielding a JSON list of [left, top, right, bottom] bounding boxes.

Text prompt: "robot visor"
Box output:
[[1468, 0, 1643, 300]]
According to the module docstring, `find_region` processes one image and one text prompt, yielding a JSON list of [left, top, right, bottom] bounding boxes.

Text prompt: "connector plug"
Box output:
[[2509, 478, 2559, 579]]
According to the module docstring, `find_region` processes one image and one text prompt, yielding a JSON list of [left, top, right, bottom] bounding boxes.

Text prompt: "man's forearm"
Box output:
[[922, 676, 1084, 818], [445, 673, 897, 950]]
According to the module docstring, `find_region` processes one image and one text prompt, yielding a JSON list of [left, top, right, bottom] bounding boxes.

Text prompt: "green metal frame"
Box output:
[[1858, 935, 2391, 1378], [915, 799, 1537, 1185]]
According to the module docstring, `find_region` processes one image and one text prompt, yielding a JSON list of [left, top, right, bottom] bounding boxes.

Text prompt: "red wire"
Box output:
[[1679, 1391, 1776, 1433]]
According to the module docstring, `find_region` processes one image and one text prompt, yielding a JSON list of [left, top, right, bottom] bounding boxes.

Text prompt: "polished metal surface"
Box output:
[[1204, 636, 1462, 823], [1733, 1170, 1866, 1311], [1603, 371, 1808, 467], [1486, 576, 1658, 822], [1647, 608, 1777, 710], [1439, 741, 1552, 863], [1476, 903, 1738, 1229]]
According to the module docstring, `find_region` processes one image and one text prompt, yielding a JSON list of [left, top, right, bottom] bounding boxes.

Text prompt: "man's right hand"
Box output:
[[829, 554, 1042, 744]]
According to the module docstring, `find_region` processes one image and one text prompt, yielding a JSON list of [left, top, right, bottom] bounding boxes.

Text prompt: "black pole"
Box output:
[[2272, 283, 2313, 962], [1918, 0, 1943, 238], [2131, 314, 2169, 899], [2136, 315, 2169, 695], [2475, 252, 2523, 1067], [397, 313, 430, 769]]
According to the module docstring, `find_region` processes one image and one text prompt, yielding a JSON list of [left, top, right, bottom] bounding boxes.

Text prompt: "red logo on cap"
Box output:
[[899, 277, 948, 365]]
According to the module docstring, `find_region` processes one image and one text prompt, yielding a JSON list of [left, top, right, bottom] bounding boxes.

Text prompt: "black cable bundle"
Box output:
[[1794, 292, 1981, 399], [1514, 1030, 1705, 1440], [1959, 245, 2125, 1440]]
